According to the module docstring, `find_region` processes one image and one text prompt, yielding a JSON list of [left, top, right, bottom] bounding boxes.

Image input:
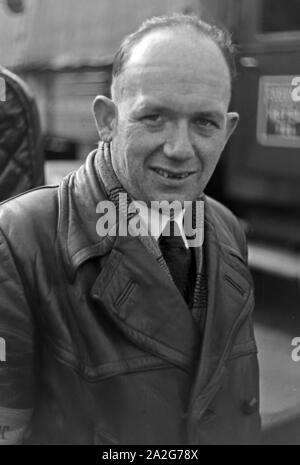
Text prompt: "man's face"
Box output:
[[106, 29, 238, 204]]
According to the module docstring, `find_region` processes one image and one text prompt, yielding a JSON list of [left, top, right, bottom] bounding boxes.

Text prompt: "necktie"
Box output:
[[159, 220, 195, 304]]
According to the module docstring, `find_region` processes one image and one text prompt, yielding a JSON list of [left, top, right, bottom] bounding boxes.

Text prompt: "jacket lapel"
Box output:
[[91, 232, 201, 372]]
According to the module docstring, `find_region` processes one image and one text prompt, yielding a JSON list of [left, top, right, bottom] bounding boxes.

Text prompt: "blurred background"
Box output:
[[1, 0, 300, 443]]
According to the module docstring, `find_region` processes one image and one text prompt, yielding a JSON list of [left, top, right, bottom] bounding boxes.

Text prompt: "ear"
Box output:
[[225, 112, 239, 143], [93, 95, 117, 142]]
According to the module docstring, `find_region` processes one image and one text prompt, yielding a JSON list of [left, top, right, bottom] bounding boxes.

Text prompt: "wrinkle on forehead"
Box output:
[[123, 71, 230, 114]]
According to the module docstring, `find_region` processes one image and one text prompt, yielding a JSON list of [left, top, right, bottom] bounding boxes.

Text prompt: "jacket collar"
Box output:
[[58, 150, 115, 275], [59, 150, 208, 274], [59, 150, 242, 273]]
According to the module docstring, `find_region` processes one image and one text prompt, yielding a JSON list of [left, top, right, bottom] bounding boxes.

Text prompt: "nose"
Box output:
[[163, 121, 194, 161]]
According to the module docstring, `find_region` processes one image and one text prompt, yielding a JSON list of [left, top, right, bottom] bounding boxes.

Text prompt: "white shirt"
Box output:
[[133, 201, 189, 249]]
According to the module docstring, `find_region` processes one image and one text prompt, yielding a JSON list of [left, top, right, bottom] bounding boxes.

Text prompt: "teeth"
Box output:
[[155, 169, 189, 179]]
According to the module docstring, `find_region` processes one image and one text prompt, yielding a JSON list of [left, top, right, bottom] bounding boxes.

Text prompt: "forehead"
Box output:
[[115, 28, 231, 109]]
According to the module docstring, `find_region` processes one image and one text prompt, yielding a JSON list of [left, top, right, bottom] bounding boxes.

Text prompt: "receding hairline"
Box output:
[[111, 25, 232, 101], [111, 15, 236, 101]]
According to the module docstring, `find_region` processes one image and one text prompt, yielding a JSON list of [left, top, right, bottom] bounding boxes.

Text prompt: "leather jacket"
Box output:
[[0, 67, 44, 202], [0, 150, 260, 444]]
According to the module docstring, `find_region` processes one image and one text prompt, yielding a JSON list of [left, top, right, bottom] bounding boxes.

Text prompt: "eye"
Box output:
[[195, 118, 217, 129], [141, 114, 163, 124]]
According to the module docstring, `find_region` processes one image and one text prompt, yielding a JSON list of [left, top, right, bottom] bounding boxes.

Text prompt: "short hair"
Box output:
[[111, 13, 236, 96]]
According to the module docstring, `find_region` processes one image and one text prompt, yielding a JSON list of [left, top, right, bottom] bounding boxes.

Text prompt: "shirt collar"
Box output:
[[134, 201, 189, 249]]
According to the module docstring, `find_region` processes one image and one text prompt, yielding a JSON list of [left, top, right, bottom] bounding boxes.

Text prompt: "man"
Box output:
[[0, 14, 260, 445]]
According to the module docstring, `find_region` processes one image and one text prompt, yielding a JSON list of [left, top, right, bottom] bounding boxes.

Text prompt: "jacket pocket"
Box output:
[[115, 280, 136, 308], [223, 247, 254, 286], [224, 274, 246, 297], [228, 305, 258, 362], [228, 340, 258, 361]]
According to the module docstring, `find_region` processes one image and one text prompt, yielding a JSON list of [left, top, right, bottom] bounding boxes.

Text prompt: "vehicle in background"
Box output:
[[222, 0, 300, 279]]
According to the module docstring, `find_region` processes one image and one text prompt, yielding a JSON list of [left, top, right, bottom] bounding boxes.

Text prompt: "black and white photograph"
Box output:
[[0, 0, 300, 447]]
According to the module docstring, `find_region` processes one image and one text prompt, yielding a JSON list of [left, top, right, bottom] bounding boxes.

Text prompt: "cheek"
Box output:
[[124, 119, 165, 146], [116, 124, 144, 153], [112, 126, 137, 165], [198, 133, 227, 165], [123, 130, 160, 166]]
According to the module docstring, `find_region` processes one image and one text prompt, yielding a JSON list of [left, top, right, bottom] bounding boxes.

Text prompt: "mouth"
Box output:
[[152, 168, 195, 180]]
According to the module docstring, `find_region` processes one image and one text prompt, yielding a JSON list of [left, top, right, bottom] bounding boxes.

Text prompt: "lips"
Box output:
[[152, 168, 194, 180]]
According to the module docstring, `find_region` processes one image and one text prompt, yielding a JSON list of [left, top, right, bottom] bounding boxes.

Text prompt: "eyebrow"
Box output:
[[133, 102, 224, 121], [133, 101, 167, 113], [193, 110, 225, 121]]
